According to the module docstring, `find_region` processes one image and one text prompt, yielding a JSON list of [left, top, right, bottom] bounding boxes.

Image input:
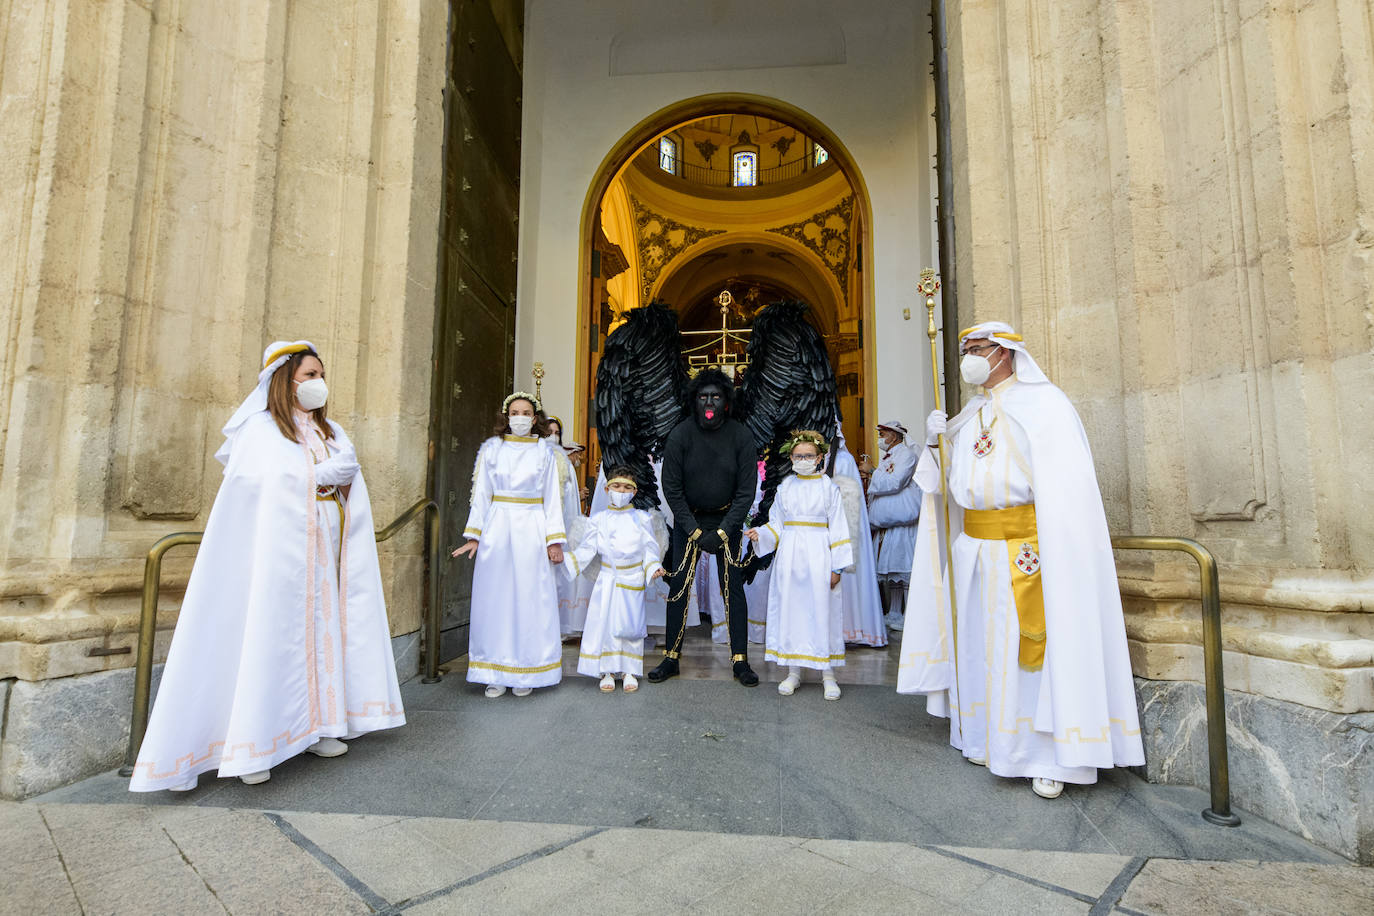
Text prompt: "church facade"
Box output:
[[0, 0, 1369, 862]]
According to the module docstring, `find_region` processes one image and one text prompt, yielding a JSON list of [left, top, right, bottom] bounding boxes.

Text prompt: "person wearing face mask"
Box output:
[[897, 321, 1144, 801], [745, 431, 853, 699], [866, 420, 922, 632], [452, 392, 568, 698], [561, 467, 667, 692], [544, 415, 592, 638], [647, 368, 762, 687], [130, 341, 405, 791]]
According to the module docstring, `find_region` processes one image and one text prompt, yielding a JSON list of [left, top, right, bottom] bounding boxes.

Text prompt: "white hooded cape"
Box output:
[[130, 411, 405, 790], [896, 380, 1143, 770]]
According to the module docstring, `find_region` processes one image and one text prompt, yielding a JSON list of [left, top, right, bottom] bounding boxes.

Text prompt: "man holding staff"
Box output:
[[897, 320, 1143, 799]]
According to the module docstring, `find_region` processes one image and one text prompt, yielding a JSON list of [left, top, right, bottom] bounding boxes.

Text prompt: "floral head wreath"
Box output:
[[779, 428, 829, 457], [502, 390, 543, 414]]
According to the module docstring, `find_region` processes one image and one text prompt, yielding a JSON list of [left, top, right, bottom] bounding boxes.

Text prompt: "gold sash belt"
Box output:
[[961, 503, 1045, 671]]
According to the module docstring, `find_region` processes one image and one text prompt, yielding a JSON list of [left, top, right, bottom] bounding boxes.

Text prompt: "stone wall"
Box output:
[[947, 0, 1374, 860], [0, 0, 449, 790]]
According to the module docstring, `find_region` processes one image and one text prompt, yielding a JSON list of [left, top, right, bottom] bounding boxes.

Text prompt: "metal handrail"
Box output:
[[118, 497, 442, 776], [1112, 535, 1240, 826]]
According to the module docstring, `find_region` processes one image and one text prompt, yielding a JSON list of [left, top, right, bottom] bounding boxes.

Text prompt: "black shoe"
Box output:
[[733, 661, 759, 687], [646, 658, 680, 683]]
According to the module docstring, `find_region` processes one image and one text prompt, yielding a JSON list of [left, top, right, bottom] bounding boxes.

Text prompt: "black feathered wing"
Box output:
[[738, 301, 839, 524], [594, 302, 689, 509]]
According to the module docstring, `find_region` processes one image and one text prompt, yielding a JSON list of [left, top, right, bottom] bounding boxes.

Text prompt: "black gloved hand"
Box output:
[[696, 529, 722, 552]]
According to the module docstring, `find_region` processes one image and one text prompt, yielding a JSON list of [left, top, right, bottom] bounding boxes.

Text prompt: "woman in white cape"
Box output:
[[130, 341, 405, 791], [453, 392, 567, 696]]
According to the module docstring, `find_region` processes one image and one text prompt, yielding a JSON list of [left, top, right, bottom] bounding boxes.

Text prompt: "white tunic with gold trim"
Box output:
[[754, 474, 854, 670], [552, 446, 594, 635], [464, 435, 567, 688], [564, 506, 664, 676], [130, 411, 405, 791], [897, 377, 1144, 782]]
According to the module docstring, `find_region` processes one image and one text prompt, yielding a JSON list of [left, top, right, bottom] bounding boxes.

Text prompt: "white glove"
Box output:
[[925, 410, 948, 446], [315, 455, 360, 487]]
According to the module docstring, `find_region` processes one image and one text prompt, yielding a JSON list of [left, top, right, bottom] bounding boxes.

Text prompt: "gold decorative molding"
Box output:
[[630, 194, 725, 305], [765, 195, 854, 296]]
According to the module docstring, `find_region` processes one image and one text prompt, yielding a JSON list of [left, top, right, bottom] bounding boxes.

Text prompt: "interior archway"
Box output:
[[575, 94, 876, 476]]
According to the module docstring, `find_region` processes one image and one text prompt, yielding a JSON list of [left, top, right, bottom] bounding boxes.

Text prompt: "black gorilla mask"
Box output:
[[695, 384, 727, 430]]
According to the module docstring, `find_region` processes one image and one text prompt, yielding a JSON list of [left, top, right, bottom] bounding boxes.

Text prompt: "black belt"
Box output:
[[690, 504, 731, 515]]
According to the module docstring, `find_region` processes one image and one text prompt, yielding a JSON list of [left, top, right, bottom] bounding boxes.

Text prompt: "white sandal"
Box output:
[[511, 687, 532, 697], [1032, 777, 1064, 799], [822, 678, 841, 701], [484, 685, 507, 698], [622, 673, 638, 692], [599, 674, 616, 693], [778, 674, 801, 696]]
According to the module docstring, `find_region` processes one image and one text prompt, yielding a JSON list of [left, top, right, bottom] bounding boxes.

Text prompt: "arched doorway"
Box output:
[[574, 95, 876, 477]]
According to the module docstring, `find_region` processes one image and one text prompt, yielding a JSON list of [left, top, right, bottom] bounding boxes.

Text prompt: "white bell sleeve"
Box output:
[[563, 515, 601, 580], [463, 440, 493, 541], [753, 505, 785, 557], [827, 482, 855, 573], [541, 444, 568, 546], [636, 511, 665, 579]]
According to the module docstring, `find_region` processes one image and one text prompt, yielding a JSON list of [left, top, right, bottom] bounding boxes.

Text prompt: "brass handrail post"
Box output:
[[122, 496, 441, 776], [119, 532, 202, 775], [1112, 535, 1240, 826]]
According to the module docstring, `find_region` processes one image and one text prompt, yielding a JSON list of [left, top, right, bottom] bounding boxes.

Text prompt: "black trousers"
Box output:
[[664, 515, 749, 659]]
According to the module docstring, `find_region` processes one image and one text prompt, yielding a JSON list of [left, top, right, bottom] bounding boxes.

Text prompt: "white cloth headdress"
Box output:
[[958, 321, 1048, 384], [876, 419, 909, 440], [215, 340, 317, 465]]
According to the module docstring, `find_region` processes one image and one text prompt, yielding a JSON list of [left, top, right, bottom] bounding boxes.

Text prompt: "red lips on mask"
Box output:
[[704, 409, 715, 420]]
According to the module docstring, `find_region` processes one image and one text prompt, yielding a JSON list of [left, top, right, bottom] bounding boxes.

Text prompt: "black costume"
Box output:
[[660, 415, 757, 659]]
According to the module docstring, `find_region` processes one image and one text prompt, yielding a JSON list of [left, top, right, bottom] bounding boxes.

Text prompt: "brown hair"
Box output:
[[267, 350, 330, 442], [492, 398, 550, 438]]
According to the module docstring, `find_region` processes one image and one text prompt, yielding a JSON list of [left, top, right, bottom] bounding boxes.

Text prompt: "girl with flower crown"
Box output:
[[452, 392, 567, 697], [745, 430, 854, 700]]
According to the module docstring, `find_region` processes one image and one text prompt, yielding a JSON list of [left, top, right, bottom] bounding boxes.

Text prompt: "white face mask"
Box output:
[[608, 490, 634, 508], [508, 415, 534, 436], [792, 457, 818, 476], [960, 347, 1006, 386], [878, 438, 892, 452], [295, 378, 328, 411]]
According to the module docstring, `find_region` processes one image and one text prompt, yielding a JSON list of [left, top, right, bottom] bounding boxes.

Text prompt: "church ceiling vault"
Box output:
[[765, 195, 853, 297]]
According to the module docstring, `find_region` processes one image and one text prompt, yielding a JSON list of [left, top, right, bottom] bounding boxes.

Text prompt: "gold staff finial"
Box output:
[[532, 362, 545, 402]]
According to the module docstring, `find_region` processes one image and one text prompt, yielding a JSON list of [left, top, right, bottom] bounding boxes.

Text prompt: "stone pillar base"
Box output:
[[1135, 678, 1373, 865], [0, 630, 423, 800]]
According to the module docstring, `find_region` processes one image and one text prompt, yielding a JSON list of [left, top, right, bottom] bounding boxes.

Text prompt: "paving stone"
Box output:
[[293, 815, 480, 904], [686, 844, 876, 914], [962, 873, 1090, 915], [617, 831, 805, 907], [161, 809, 371, 914], [940, 845, 1131, 898], [550, 824, 714, 877], [0, 801, 60, 867], [68, 851, 226, 916], [1119, 859, 1374, 916], [404, 816, 591, 874], [0, 852, 80, 916], [278, 810, 407, 851], [39, 803, 183, 885]]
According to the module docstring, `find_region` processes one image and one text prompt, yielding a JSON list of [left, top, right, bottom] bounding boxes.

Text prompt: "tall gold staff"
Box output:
[[919, 269, 959, 730]]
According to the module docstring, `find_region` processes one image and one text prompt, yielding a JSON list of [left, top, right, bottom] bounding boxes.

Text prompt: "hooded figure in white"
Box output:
[[130, 341, 405, 791], [897, 322, 1143, 799]]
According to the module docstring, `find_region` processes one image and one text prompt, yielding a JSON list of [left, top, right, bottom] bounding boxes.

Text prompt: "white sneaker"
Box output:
[[822, 678, 841, 701], [512, 687, 532, 697], [967, 754, 987, 767], [484, 685, 507, 698], [307, 737, 348, 758], [239, 770, 271, 785], [778, 674, 801, 696], [1032, 777, 1064, 799]]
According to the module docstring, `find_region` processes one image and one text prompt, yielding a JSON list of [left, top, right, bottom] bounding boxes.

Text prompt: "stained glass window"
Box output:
[[733, 151, 757, 187], [659, 136, 676, 173], [814, 144, 829, 167]]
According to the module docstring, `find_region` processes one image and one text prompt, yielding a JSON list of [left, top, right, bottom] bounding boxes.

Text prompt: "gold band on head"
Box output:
[[958, 326, 1023, 343], [606, 476, 637, 489], [263, 343, 311, 368]]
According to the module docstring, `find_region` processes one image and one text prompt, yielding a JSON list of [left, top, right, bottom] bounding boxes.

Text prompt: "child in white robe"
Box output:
[[546, 415, 593, 637], [746, 431, 854, 700], [564, 468, 666, 692], [452, 392, 567, 698]]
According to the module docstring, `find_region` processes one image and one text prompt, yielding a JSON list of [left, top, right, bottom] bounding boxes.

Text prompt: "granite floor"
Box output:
[[19, 627, 1373, 913]]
